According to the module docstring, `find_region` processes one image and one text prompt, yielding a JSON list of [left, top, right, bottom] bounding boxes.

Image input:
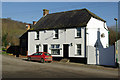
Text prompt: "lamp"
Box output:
[[70, 43, 73, 46], [114, 18, 118, 64]]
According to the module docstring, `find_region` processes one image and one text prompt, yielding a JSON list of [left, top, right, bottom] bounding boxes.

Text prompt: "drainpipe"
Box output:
[[85, 27, 87, 58], [103, 22, 109, 47]]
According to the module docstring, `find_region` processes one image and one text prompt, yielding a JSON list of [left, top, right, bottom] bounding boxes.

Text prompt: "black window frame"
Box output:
[[77, 44, 81, 55], [36, 45, 39, 52], [51, 49, 60, 55], [35, 31, 39, 40], [75, 28, 81, 38], [53, 29, 59, 39], [51, 44, 60, 55]]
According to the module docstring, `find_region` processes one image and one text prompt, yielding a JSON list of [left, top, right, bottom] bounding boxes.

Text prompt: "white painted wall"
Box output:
[[116, 40, 120, 64], [28, 27, 86, 57], [87, 46, 98, 64], [86, 17, 109, 48], [28, 16, 109, 65]]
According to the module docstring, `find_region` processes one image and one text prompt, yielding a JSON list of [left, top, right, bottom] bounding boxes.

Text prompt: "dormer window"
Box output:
[[53, 29, 59, 39]]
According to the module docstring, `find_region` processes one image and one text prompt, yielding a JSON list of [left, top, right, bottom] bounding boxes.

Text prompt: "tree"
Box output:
[[109, 27, 120, 45], [2, 33, 8, 47]]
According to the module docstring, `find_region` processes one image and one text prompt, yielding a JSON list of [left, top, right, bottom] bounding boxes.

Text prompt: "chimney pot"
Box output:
[[33, 21, 36, 25], [26, 24, 31, 30], [43, 9, 49, 16]]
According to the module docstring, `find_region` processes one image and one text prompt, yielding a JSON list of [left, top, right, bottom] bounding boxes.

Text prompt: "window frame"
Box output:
[[75, 27, 81, 38], [36, 45, 39, 52], [76, 44, 81, 55], [53, 29, 59, 39], [50, 44, 60, 55], [51, 49, 60, 55], [35, 31, 39, 40]]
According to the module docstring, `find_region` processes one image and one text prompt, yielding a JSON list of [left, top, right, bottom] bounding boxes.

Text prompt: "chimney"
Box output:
[[33, 21, 36, 25], [43, 9, 49, 16], [26, 24, 31, 30]]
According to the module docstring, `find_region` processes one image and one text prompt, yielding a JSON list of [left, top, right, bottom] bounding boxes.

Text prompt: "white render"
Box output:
[[86, 17, 109, 48], [28, 27, 86, 57], [28, 17, 109, 59]]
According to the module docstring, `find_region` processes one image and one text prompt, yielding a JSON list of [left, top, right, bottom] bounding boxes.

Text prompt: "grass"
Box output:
[[0, 51, 10, 54], [0, 48, 11, 54]]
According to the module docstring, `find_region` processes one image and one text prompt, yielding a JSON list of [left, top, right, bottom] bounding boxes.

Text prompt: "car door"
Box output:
[[38, 52, 43, 61], [35, 52, 41, 60], [31, 53, 38, 60]]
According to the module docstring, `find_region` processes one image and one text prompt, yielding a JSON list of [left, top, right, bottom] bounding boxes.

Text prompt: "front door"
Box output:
[[43, 45, 48, 52], [63, 44, 69, 58]]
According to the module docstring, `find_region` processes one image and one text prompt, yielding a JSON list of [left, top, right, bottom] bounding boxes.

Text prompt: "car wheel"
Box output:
[[28, 57, 31, 61], [41, 58, 45, 63]]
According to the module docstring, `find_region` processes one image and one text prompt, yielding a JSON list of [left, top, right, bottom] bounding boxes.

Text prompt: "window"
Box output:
[[38, 52, 43, 55], [51, 49, 60, 55], [54, 29, 59, 39], [35, 31, 39, 40], [51, 44, 60, 49], [77, 44, 81, 55], [56, 45, 60, 48], [76, 28, 81, 38], [36, 45, 39, 52], [51, 45, 54, 48], [51, 44, 60, 55], [34, 53, 39, 55]]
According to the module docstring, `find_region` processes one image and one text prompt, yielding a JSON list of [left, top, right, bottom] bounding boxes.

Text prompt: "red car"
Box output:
[[27, 52, 52, 63]]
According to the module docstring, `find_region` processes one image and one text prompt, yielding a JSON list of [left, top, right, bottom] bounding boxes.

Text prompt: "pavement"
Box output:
[[2, 54, 119, 78]]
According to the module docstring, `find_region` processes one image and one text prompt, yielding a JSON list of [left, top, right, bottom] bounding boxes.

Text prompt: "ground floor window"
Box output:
[[77, 44, 81, 55], [51, 49, 60, 55], [51, 44, 60, 55]]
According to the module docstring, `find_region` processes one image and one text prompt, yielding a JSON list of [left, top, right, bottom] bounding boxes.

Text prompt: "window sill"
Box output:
[[53, 37, 58, 39], [75, 37, 81, 39], [35, 39, 39, 40], [74, 54, 81, 56], [50, 48, 62, 50], [51, 54, 60, 55]]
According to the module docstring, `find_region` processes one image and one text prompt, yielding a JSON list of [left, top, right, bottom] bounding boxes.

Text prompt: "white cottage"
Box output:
[[28, 8, 109, 63]]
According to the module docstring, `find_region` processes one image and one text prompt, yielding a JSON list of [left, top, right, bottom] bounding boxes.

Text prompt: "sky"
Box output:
[[2, 2, 118, 27]]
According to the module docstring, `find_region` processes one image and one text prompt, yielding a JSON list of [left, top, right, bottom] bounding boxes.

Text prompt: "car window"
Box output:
[[34, 53, 38, 55], [38, 53, 43, 55]]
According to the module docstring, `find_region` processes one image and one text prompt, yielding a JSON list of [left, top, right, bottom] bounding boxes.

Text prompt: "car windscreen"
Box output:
[[44, 53, 51, 56]]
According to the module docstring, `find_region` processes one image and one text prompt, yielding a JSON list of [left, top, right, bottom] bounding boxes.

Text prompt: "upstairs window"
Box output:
[[76, 28, 81, 38], [54, 29, 59, 39], [35, 31, 39, 40], [77, 44, 81, 55]]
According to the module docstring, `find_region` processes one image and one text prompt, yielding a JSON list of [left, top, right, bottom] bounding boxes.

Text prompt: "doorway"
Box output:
[[43, 45, 48, 52], [63, 44, 69, 58]]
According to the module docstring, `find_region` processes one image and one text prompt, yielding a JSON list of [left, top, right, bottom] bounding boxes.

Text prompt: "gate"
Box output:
[[87, 45, 115, 66]]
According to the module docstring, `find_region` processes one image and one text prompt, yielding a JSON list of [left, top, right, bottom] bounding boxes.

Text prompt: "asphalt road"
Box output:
[[2, 54, 118, 78]]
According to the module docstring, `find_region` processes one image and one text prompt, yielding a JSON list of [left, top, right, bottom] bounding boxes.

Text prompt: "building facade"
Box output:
[[28, 8, 109, 62]]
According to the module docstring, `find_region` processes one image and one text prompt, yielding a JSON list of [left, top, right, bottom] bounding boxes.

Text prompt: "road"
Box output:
[[2, 54, 118, 78]]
